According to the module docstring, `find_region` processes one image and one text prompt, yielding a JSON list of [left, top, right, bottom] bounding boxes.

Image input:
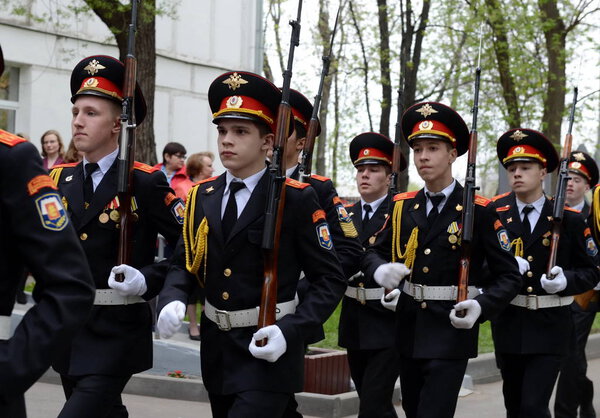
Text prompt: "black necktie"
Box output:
[[522, 205, 534, 239], [362, 204, 372, 227], [222, 180, 246, 239], [83, 163, 99, 207], [427, 193, 445, 224]]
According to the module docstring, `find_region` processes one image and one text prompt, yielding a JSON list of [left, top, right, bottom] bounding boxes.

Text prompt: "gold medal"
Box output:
[[448, 234, 458, 244], [542, 238, 550, 246], [455, 204, 463, 211], [110, 210, 120, 222], [99, 213, 109, 223], [414, 203, 420, 209], [369, 236, 376, 245]]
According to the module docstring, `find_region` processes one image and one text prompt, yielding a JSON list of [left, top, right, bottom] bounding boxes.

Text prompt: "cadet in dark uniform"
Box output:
[[490, 130, 599, 418], [555, 151, 599, 418], [156, 71, 347, 418], [0, 44, 95, 418], [339, 132, 406, 418], [362, 102, 522, 418], [49, 55, 184, 418]]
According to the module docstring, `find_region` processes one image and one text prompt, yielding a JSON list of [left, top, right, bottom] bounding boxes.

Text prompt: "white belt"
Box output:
[[344, 286, 385, 304], [93, 289, 145, 305], [402, 282, 479, 302], [510, 294, 574, 310], [0, 315, 10, 340], [204, 297, 298, 331]]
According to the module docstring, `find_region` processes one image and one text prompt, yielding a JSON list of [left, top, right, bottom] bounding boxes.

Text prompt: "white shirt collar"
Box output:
[[225, 166, 266, 194], [424, 179, 456, 206], [83, 147, 118, 176], [286, 164, 298, 178], [361, 194, 387, 215], [515, 194, 546, 214]]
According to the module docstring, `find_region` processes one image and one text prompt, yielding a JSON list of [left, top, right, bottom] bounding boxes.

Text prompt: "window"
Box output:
[[0, 66, 20, 132]]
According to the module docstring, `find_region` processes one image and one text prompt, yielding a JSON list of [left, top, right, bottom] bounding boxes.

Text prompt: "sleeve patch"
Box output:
[[312, 209, 326, 223], [393, 191, 418, 201], [336, 204, 359, 238], [584, 227, 592, 237], [171, 200, 185, 225], [497, 229, 511, 251], [316, 223, 333, 250], [164, 192, 177, 206], [494, 219, 504, 231], [496, 205, 511, 212], [27, 175, 58, 196], [35, 193, 68, 231], [333, 196, 343, 205], [586, 237, 598, 257]]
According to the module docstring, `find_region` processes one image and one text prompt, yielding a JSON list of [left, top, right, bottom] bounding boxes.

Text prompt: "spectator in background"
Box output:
[[173, 151, 215, 200], [40, 129, 65, 171], [175, 151, 216, 340], [63, 140, 83, 163], [154, 142, 187, 189]]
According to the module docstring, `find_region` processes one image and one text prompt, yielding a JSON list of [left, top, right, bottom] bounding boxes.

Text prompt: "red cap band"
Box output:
[[408, 119, 456, 146], [503, 144, 547, 166], [77, 76, 123, 101], [214, 95, 276, 131], [569, 161, 591, 181], [354, 147, 392, 165]]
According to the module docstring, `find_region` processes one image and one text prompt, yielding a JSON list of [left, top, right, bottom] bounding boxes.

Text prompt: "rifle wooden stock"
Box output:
[[547, 88, 577, 278], [115, 0, 139, 282]]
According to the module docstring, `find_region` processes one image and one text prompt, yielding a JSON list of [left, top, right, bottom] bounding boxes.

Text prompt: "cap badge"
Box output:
[[573, 152, 586, 161], [571, 162, 582, 169], [223, 72, 248, 91], [226, 95, 243, 109], [84, 78, 99, 88], [510, 130, 528, 141], [419, 120, 433, 130], [513, 146, 524, 154], [83, 59, 106, 76], [363, 149, 370, 156], [415, 103, 438, 118]]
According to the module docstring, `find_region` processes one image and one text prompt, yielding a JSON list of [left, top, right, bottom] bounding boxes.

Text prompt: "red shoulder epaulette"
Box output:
[[286, 178, 310, 189], [393, 191, 418, 201], [133, 161, 159, 173], [492, 191, 511, 202], [496, 205, 511, 212], [310, 174, 331, 182], [52, 162, 78, 169], [475, 195, 491, 207], [197, 175, 218, 185], [0, 130, 26, 147], [564, 206, 580, 213]]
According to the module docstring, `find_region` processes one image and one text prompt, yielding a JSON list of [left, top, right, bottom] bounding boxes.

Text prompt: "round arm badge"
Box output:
[[313, 209, 333, 250]]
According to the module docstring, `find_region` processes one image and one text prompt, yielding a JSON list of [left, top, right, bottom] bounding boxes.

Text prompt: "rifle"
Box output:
[[455, 29, 483, 314], [546, 87, 578, 278], [389, 89, 404, 198], [297, 3, 341, 182], [257, 0, 303, 344], [115, 0, 140, 282]]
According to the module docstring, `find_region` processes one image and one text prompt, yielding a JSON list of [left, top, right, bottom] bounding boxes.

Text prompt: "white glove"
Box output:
[[108, 264, 147, 296], [515, 256, 530, 275], [374, 263, 411, 290], [449, 299, 482, 329], [248, 325, 287, 363], [540, 266, 567, 294], [156, 301, 186, 339], [594, 281, 600, 291], [380, 289, 401, 312]]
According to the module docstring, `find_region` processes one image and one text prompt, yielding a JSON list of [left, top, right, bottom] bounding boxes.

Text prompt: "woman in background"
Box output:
[[40, 129, 65, 170]]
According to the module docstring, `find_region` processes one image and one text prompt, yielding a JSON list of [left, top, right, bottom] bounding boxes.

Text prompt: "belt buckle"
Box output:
[[526, 295, 539, 310], [357, 287, 367, 305], [413, 284, 424, 302], [215, 309, 232, 331]]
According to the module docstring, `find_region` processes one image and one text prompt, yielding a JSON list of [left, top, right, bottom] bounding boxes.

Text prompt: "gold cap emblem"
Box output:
[[223, 72, 248, 91], [571, 162, 582, 169], [83, 59, 106, 76], [84, 78, 99, 88], [510, 130, 528, 141], [513, 146, 524, 154], [226, 96, 243, 108], [573, 152, 586, 162], [363, 149, 370, 156], [416, 104, 438, 118], [419, 120, 433, 130]]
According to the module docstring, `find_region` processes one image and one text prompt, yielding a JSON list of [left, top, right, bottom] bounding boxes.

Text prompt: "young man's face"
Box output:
[[355, 164, 390, 203], [412, 138, 456, 183], [71, 95, 120, 162], [507, 161, 546, 195], [217, 119, 273, 178], [566, 172, 590, 205]]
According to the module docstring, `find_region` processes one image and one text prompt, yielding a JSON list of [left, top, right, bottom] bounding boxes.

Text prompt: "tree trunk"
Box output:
[[349, 0, 374, 131], [377, 0, 392, 137]]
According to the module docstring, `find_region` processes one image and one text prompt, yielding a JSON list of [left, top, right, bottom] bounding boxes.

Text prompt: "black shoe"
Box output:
[[188, 330, 201, 341], [16, 293, 27, 304]]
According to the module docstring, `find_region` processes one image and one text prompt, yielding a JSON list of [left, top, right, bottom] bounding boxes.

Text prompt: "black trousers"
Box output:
[[496, 352, 562, 418], [555, 304, 597, 418], [58, 374, 130, 418], [209, 390, 293, 418], [0, 394, 26, 418], [398, 356, 468, 418], [348, 346, 400, 418]]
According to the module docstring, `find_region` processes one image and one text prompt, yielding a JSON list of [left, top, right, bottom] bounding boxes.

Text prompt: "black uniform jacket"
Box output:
[[339, 196, 397, 350], [50, 159, 183, 376], [0, 134, 94, 407], [490, 192, 599, 355], [363, 183, 522, 359], [158, 171, 346, 395]]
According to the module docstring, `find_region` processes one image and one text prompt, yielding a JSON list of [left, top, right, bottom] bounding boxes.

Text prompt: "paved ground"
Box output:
[[24, 356, 600, 417]]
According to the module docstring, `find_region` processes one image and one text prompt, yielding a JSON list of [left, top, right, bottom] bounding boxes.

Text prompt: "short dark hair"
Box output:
[[162, 142, 187, 164], [294, 121, 307, 139]]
